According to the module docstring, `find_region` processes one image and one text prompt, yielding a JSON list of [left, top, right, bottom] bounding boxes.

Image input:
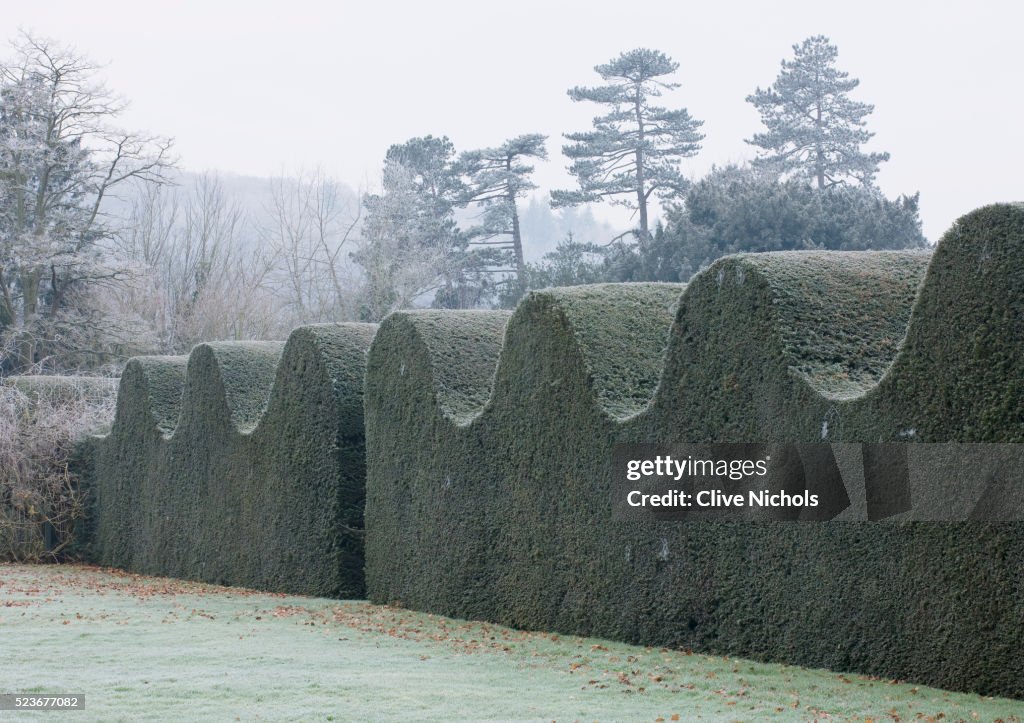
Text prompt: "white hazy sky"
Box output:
[[1, 0, 1020, 241]]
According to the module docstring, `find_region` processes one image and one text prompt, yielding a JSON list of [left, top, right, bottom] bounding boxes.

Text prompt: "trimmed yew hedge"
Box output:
[[82, 323, 377, 597], [364, 204, 1024, 697]]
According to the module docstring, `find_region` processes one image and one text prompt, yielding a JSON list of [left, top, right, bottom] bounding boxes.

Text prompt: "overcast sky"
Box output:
[[2, 0, 1020, 241]]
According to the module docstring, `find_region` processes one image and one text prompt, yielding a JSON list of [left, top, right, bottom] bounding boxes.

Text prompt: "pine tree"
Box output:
[[458, 134, 547, 297], [552, 48, 703, 241], [747, 36, 889, 189]]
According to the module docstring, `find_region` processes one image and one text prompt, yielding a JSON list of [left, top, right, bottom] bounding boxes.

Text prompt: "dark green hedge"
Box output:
[[364, 204, 1024, 697], [81, 323, 377, 597]]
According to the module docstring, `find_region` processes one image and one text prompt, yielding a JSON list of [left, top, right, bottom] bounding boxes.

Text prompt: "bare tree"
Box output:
[[114, 173, 288, 353], [258, 168, 362, 325]]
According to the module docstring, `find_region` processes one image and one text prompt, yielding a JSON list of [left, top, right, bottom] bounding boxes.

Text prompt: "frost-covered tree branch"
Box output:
[[0, 32, 175, 372]]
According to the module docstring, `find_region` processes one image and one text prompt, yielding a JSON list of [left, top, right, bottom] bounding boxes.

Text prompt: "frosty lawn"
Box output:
[[1, 564, 1021, 722]]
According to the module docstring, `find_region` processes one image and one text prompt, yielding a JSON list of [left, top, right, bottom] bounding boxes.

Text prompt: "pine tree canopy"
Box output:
[[459, 134, 547, 208], [458, 134, 548, 297], [746, 35, 889, 189], [552, 48, 703, 240]]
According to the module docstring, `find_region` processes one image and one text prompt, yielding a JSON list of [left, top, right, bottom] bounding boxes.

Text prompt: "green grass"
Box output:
[[0, 564, 1019, 722]]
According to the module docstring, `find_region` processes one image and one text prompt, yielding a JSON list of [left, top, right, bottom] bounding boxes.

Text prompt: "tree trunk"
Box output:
[[15, 267, 42, 370], [636, 149, 648, 239], [505, 162, 526, 294], [635, 88, 649, 240], [815, 99, 825, 189], [0, 267, 14, 331], [21, 267, 41, 322], [510, 207, 524, 279]]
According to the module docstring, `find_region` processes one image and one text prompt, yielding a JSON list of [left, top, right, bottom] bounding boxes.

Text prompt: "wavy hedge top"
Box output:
[[180, 342, 285, 433], [385, 311, 511, 425], [736, 251, 930, 398], [112, 357, 188, 435], [368, 204, 1023, 444], [373, 254, 925, 427], [525, 284, 684, 419], [106, 324, 377, 444], [868, 203, 1024, 441]]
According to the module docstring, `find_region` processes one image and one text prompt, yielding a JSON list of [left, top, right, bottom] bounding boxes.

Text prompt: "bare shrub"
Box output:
[[0, 375, 116, 562]]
